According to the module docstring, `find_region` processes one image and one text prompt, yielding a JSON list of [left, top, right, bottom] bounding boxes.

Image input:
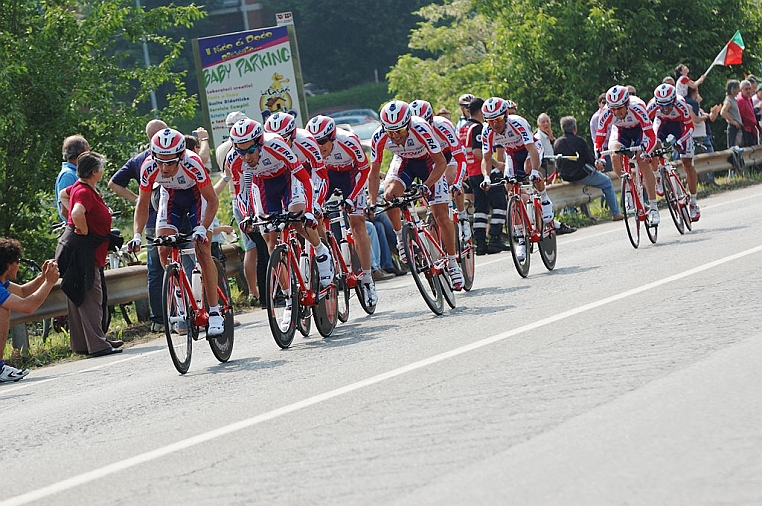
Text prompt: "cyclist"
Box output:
[[368, 100, 465, 291], [230, 118, 333, 327], [646, 83, 701, 221], [480, 97, 550, 261], [306, 115, 378, 307], [128, 128, 225, 336], [410, 99, 471, 242], [595, 85, 659, 225], [455, 93, 474, 132]]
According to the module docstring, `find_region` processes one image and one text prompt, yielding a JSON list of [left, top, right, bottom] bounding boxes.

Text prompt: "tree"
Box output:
[[0, 0, 205, 261]]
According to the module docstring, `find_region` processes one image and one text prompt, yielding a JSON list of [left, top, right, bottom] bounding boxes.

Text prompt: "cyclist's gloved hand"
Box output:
[[192, 225, 209, 243], [238, 216, 252, 233], [479, 176, 492, 190], [529, 169, 542, 182], [420, 185, 432, 199], [451, 182, 463, 196], [127, 233, 142, 253], [342, 198, 355, 212], [303, 211, 318, 229]]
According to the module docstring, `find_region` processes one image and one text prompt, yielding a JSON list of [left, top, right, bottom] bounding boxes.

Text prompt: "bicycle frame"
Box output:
[[399, 199, 449, 277], [504, 179, 544, 243], [322, 206, 360, 290]]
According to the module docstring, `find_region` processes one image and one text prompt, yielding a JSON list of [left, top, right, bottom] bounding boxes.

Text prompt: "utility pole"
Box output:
[[135, 0, 158, 112]]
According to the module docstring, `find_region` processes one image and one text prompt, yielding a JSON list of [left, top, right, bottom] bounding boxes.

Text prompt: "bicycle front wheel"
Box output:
[[507, 196, 531, 277], [539, 219, 557, 271], [162, 264, 193, 374], [643, 184, 658, 244], [622, 175, 640, 249], [662, 166, 685, 235], [402, 223, 443, 315], [265, 244, 297, 349], [207, 258, 234, 363], [313, 257, 338, 337]]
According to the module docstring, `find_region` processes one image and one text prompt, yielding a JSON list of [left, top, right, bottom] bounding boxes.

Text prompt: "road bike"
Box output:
[[600, 145, 657, 248], [379, 184, 454, 315], [425, 188, 474, 291], [155, 233, 234, 374], [251, 212, 338, 348], [492, 175, 558, 278], [653, 138, 692, 234], [104, 230, 150, 328]]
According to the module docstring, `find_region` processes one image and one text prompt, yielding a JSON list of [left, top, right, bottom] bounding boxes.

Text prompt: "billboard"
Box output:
[[192, 23, 307, 159]]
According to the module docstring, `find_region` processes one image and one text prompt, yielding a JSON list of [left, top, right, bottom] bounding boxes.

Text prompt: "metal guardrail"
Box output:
[[10, 144, 757, 327]]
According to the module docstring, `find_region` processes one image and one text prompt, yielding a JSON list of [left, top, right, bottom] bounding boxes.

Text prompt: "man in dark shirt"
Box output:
[[553, 116, 623, 221]]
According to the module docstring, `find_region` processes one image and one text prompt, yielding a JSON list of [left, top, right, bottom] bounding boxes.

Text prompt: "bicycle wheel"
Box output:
[[265, 244, 297, 349], [538, 219, 557, 271], [335, 273, 351, 323], [351, 245, 376, 315], [162, 264, 193, 374], [207, 258, 234, 363], [402, 223, 443, 315], [643, 184, 658, 244], [313, 257, 338, 337], [621, 175, 640, 249], [507, 196, 531, 277], [661, 166, 685, 235], [457, 233, 475, 292], [673, 173, 692, 231]]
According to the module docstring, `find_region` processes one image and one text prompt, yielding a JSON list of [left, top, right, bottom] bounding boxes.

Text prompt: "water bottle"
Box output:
[[526, 199, 535, 228], [340, 238, 351, 266], [191, 266, 203, 307], [299, 250, 310, 285]]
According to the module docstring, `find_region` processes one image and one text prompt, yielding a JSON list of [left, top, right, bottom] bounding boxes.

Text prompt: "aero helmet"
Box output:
[[606, 85, 630, 108], [151, 128, 186, 156], [264, 112, 296, 138], [482, 97, 509, 120], [409, 99, 434, 122], [305, 115, 336, 142], [380, 100, 412, 132], [458, 93, 474, 106], [654, 83, 677, 106], [229, 118, 263, 145]]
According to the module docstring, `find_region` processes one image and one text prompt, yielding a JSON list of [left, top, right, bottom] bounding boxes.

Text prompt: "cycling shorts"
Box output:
[[387, 155, 450, 205], [157, 186, 206, 233], [657, 121, 694, 159], [326, 171, 368, 216], [250, 172, 307, 216], [610, 126, 642, 149]]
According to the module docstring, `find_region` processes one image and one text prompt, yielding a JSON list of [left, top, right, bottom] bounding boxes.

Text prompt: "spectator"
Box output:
[[455, 93, 473, 132], [626, 85, 637, 97], [365, 221, 394, 281], [736, 79, 760, 146], [536, 112, 555, 179], [0, 238, 59, 382], [721, 79, 743, 147], [56, 135, 89, 222], [662, 76, 676, 86], [192, 126, 212, 169], [674, 64, 705, 98], [108, 119, 168, 332], [685, 86, 720, 154], [57, 152, 123, 357], [436, 107, 452, 121], [215, 111, 247, 171], [590, 93, 613, 172], [554, 116, 623, 221]]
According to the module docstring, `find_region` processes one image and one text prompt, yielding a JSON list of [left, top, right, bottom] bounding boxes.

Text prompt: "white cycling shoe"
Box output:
[[689, 203, 701, 222], [541, 200, 554, 223], [448, 264, 464, 291], [459, 221, 472, 242], [648, 208, 661, 226], [207, 312, 224, 336], [280, 302, 293, 332], [364, 281, 378, 307], [316, 253, 334, 288], [515, 239, 527, 261]]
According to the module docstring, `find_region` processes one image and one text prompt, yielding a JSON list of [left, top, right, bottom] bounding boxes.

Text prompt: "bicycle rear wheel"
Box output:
[[457, 234, 475, 292], [507, 196, 531, 277], [402, 223, 443, 315], [643, 184, 658, 244], [673, 173, 692, 231], [162, 264, 193, 374], [313, 257, 338, 337], [425, 219, 455, 308], [265, 244, 297, 349], [539, 219, 557, 270], [622, 175, 640, 249], [207, 258, 234, 363], [351, 244, 376, 315], [662, 166, 685, 235]]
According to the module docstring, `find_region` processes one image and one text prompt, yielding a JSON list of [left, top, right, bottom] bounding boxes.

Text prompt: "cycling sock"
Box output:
[[395, 228, 403, 243], [690, 193, 697, 204], [457, 210, 468, 220], [448, 255, 458, 268], [314, 242, 329, 258], [649, 199, 658, 210], [539, 190, 549, 201], [362, 270, 373, 283], [209, 305, 220, 314]]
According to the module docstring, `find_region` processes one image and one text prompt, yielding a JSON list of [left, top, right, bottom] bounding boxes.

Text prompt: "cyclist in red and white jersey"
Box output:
[[410, 99, 471, 242], [306, 115, 378, 307], [129, 128, 224, 335], [368, 100, 464, 290], [646, 83, 700, 221], [229, 118, 333, 328], [595, 85, 660, 225]]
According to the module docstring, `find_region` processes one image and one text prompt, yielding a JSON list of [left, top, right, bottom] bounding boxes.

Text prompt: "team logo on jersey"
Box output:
[[177, 174, 186, 185], [262, 158, 272, 166]]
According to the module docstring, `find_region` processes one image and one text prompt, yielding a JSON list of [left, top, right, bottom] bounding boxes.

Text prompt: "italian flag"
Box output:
[[712, 30, 745, 66]]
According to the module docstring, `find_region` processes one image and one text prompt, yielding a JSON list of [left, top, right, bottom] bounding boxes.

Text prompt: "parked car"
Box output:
[[329, 108, 380, 121], [336, 119, 382, 152]]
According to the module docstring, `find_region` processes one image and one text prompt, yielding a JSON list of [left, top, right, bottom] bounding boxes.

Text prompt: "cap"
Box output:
[[225, 111, 247, 127]]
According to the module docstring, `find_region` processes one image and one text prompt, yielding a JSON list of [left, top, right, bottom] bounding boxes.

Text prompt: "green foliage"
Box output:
[[0, 0, 205, 262], [306, 82, 392, 115]]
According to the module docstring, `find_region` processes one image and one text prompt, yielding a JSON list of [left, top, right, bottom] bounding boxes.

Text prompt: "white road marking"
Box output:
[[4, 243, 761, 506]]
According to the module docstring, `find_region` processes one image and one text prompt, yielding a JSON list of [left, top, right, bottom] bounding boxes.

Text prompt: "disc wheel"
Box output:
[[402, 223, 443, 315], [539, 219, 557, 270], [296, 257, 316, 338], [265, 245, 297, 349], [622, 175, 640, 249], [673, 173, 693, 231], [458, 234, 475, 292], [313, 256, 338, 337], [207, 258, 234, 363], [351, 245, 376, 315], [661, 166, 685, 235], [507, 196, 531, 277], [643, 184, 658, 244], [426, 217, 456, 308], [162, 264, 193, 374]]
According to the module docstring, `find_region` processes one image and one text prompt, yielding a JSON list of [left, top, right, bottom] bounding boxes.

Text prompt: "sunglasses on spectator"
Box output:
[[235, 144, 259, 156], [155, 157, 180, 166]]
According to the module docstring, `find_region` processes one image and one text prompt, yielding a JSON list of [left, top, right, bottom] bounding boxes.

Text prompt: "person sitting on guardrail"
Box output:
[[0, 238, 59, 382], [554, 116, 623, 221]]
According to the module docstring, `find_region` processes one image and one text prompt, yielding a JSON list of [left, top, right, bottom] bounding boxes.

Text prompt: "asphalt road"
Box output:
[[3, 184, 762, 506]]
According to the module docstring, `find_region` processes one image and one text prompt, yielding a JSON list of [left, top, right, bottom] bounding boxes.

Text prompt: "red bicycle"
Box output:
[[426, 192, 474, 291], [653, 137, 692, 234], [155, 234, 234, 374]]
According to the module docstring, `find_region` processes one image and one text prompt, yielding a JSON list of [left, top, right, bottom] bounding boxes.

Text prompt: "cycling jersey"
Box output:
[[370, 116, 442, 164], [322, 127, 370, 214], [431, 115, 467, 186], [459, 119, 483, 178], [595, 98, 656, 155], [290, 128, 329, 209], [646, 96, 694, 150], [139, 149, 210, 192], [482, 114, 543, 178]]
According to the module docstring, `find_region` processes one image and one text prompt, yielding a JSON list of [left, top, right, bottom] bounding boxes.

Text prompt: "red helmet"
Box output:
[[654, 83, 677, 106], [482, 97, 508, 120], [229, 118, 263, 144], [380, 100, 412, 132], [150, 128, 185, 156], [264, 112, 296, 138], [409, 99, 434, 122], [606, 85, 630, 108], [306, 115, 336, 142], [458, 93, 474, 106]]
